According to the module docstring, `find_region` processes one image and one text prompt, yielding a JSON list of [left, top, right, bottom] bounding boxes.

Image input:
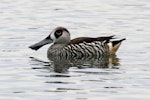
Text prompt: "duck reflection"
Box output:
[[47, 54, 120, 73], [31, 55, 120, 73]]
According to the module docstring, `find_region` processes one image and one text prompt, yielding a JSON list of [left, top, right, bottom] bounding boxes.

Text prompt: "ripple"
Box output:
[[45, 81, 75, 84], [38, 74, 71, 77]]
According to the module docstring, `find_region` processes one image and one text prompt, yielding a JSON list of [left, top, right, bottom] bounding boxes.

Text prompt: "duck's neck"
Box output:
[[48, 43, 67, 55]]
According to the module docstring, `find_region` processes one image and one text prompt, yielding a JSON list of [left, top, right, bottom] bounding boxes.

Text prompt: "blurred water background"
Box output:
[[0, 0, 150, 100]]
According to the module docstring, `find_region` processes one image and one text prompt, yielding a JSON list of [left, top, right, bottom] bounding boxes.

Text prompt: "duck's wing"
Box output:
[[69, 35, 126, 54], [69, 35, 115, 45]]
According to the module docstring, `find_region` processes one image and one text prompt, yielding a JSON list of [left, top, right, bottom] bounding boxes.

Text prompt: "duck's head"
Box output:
[[29, 27, 70, 50]]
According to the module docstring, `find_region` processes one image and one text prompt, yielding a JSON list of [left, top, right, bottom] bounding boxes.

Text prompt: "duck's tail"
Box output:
[[108, 38, 126, 54]]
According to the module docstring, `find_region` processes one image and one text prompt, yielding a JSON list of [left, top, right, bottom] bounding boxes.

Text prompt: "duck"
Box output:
[[29, 26, 125, 58]]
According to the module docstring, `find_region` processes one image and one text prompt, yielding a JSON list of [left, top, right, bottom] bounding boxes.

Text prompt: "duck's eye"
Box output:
[[56, 30, 62, 35], [55, 30, 62, 38]]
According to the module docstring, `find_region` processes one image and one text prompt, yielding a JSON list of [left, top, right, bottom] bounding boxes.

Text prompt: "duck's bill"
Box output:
[[29, 37, 53, 50]]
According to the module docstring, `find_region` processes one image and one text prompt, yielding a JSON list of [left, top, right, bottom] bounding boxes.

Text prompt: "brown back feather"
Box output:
[[68, 35, 115, 45]]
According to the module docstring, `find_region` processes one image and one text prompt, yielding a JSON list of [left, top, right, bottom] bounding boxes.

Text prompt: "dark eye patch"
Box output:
[[54, 30, 62, 38]]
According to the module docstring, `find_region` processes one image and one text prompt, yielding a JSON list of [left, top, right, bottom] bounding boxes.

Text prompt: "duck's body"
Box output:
[[48, 40, 109, 57], [29, 27, 125, 57]]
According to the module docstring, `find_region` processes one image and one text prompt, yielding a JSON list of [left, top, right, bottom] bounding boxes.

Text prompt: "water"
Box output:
[[0, 0, 150, 100]]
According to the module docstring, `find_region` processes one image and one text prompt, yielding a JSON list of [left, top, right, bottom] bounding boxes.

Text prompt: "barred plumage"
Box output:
[[48, 41, 109, 58], [29, 26, 126, 58]]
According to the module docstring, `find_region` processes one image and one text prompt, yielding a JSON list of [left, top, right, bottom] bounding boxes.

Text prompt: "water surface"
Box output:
[[0, 0, 150, 100]]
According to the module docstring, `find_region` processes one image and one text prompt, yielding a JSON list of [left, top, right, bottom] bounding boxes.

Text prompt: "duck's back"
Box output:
[[48, 35, 125, 58], [57, 36, 113, 58]]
